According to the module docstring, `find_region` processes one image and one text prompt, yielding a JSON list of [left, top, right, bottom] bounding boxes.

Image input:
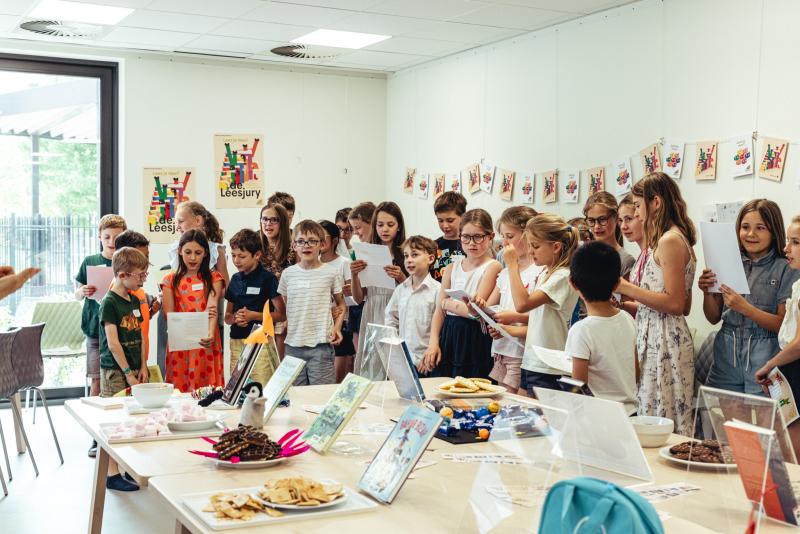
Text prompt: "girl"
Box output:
[[335, 208, 355, 259], [699, 200, 799, 395], [619, 194, 647, 317], [505, 214, 580, 397], [479, 206, 540, 392], [617, 172, 697, 435], [351, 202, 407, 379], [422, 209, 502, 379], [583, 192, 636, 279], [162, 230, 225, 392], [319, 220, 355, 382], [172, 201, 228, 283], [259, 202, 296, 358], [346, 202, 375, 362]]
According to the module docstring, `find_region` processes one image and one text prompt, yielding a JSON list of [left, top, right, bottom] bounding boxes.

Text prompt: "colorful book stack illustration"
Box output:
[[219, 139, 260, 191], [759, 137, 788, 182], [142, 167, 196, 243], [149, 172, 191, 226], [302, 373, 373, 454], [695, 141, 718, 181]]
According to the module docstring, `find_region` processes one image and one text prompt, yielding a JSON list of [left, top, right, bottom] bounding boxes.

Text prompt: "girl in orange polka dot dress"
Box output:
[[162, 229, 225, 392]]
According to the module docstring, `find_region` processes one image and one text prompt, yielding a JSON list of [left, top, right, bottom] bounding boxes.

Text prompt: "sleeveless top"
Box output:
[[447, 256, 493, 316]]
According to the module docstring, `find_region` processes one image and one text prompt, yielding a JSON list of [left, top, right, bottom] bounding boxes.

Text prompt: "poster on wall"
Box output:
[[542, 170, 558, 204], [586, 166, 605, 195], [432, 173, 446, 199], [695, 140, 718, 181], [447, 172, 462, 194], [612, 160, 632, 196], [562, 170, 579, 204], [663, 139, 685, 180], [758, 136, 788, 182], [143, 167, 196, 244], [404, 167, 416, 194], [639, 143, 661, 175], [498, 169, 515, 201], [730, 135, 753, 178], [416, 173, 428, 199], [466, 163, 481, 194], [214, 134, 264, 208], [518, 172, 534, 204], [480, 163, 496, 194]]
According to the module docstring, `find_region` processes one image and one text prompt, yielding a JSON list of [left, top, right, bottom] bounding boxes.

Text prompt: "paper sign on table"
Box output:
[[441, 453, 531, 465], [167, 311, 209, 350], [631, 483, 700, 503], [353, 242, 395, 290], [767, 368, 800, 425], [86, 265, 114, 303], [699, 222, 750, 294], [471, 303, 524, 348]]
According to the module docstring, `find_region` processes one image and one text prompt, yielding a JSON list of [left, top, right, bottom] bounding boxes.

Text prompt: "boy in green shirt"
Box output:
[[98, 246, 149, 492]]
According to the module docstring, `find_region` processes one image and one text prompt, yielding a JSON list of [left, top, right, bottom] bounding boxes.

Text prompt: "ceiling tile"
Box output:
[[102, 26, 198, 47], [366, 36, 464, 56], [184, 34, 279, 54], [451, 4, 571, 29], [402, 20, 521, 43], [0, 14, 21, 31], [364, 0, 489, 21], [327, 12, 425, 36], [0, 0, 37, 16], [210, 19, 313, 42], [277, 0, 382, 9], [324, 49, 426, 68], [482, 0, 633, 14], [118, 10, 224, 33], [76, 0, 155, 8], [246, 2, 353, 27], [146, 0, 264, 18]]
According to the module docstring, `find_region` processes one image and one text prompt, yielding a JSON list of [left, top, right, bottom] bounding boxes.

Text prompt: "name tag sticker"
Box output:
[[246, 286, 260, 295], [132, 309, 141, 318], [293, 280, 311, 290], [191, 283, 204, 291]]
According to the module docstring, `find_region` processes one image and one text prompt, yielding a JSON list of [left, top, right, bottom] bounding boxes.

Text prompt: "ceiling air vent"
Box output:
[[18, 19, 105, 38], [270, 44, 342, 60]]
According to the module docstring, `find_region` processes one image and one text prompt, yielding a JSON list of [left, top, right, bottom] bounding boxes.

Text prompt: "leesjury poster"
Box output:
[[214, 134, 264, 208], [142, 167, 196, 244]]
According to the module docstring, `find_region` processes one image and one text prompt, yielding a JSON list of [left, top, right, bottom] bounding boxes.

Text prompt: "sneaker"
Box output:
[[123, 472, 136, 483], [106, 474, 139, 492], [88, 440, 97, 458]]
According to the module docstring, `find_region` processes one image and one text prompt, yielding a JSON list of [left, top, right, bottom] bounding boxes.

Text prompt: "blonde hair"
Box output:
[[526, 213, 579, 282], [112, 247, 148, 275], [99, 214, 127, 232], [632, 172, 696, 250], [583, 191, 623, 246], [177, 201, 223, 243], [497, 206, 537, 232]]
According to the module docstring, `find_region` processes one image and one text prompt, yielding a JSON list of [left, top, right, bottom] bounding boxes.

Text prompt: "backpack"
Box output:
[[538, 477, 664, 534]]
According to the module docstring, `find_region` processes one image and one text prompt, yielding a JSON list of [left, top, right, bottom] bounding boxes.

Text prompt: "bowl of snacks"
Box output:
[[132, 383, 174, 409], [630, 416, 673, 448]]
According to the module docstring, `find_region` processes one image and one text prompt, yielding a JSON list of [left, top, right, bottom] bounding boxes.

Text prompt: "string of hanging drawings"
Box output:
[[403, 132, 792, 204]]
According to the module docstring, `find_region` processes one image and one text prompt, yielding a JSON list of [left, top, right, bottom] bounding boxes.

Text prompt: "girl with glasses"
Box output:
[[583, 192, 636, 280]]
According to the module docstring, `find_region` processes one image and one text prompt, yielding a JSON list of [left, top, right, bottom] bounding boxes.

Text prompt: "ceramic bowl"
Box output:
[[630, 416, 674, 448], [131, 383, 174, 409]]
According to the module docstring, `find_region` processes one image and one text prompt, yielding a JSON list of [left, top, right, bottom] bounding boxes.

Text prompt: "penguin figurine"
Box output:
[[238, 382, 266, 429]]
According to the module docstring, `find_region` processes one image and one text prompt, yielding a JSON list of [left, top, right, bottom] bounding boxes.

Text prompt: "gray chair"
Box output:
[[10, 324, 63, 466], [0, 328, 24, 493]]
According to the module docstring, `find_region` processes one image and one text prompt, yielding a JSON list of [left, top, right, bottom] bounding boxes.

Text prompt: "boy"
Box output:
[[75, 213, 126, 457], [278, 220, 346, 385], [98, 247, 149, 491], [565, 241, 638, 415], [431, 192, 467, 282], [225, 229, 286, 385], [385, 236, 441, 370], [267, 191, 296, 226]]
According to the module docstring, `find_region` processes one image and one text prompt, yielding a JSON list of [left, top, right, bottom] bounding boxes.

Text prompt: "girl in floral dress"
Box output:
[[162, 230, 225, 392]]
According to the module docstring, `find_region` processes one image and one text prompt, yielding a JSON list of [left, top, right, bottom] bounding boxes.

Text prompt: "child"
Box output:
[[224, 229, 285, 385], [162, 230, 225, 392], [479, 207, 540, 392], [352, 202, 407, 379], [267, 191, 296, 226], [619, 194, 647, 317], [259, 202, 296, 358], [385, 236, 441, 369], [566, 241, 638, 414], [319, 220, 355, 382], [335, 208, 354, 258], [431, 192, 467, 282], [99, 247, 148, 491], [583, 192, 636, 278], [75, 214, 127, 401], [699, 200, 799, 395], [617, 172, 696, 435], [505, 213, 580, 397], [348, 202, 375, 244], [422, 209, 502, 378], [278, 220, 346, 385], [567, 217, 593, 245], [172, 201, 229, 284]]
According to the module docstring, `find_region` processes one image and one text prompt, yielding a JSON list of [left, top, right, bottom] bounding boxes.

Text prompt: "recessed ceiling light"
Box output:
[[291, 29, 390, 50], [29, 0, 134, 25]]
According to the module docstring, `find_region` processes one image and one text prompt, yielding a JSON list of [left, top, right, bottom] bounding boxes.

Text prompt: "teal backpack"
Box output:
[[538, 477, 664, 534]]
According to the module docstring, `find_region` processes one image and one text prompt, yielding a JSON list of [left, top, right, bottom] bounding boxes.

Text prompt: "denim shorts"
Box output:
[[707, 325, 779, 396]]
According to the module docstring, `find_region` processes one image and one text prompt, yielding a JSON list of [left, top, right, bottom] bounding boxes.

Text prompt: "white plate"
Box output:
[[212, 457, 285, 469], [436, 385, 505, 399], [658, 446, 737, 471], [168, 416, 222, 432], [260, 480, 348, 510]]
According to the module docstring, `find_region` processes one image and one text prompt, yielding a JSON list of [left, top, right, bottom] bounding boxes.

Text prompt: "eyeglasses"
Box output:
[[294, 239, 320, 248], [261, 216, 280, 225], [337, 224, 352, 234], [123, 271, 148, 280], [585, 216, 611, 227], [460, 233, 489, 244]]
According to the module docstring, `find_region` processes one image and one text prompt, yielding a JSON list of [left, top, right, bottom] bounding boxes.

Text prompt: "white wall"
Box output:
[[385, 0, 800, 339]]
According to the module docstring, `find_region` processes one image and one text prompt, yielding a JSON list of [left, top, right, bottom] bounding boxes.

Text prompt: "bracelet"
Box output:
[[122, 367, 132, 375]]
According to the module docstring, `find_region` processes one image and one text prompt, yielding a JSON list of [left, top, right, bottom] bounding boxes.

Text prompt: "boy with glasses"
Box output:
[[278, 220, 346, 385]]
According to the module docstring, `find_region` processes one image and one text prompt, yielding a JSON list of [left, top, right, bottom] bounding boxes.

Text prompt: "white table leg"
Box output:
[[174, 519, 191, 534], [11, 393, 25, 454], [89, 445, 109, 534]]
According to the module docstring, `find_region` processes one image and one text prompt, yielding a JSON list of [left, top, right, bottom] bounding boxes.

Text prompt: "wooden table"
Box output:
[[143, 378, 798, 534]]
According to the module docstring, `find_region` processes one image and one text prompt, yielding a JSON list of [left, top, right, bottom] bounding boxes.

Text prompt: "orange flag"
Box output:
[[244, 306, 275, 344]]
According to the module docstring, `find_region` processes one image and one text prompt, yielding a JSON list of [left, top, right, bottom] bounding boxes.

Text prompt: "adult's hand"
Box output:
[[0, 267, 40, 301]]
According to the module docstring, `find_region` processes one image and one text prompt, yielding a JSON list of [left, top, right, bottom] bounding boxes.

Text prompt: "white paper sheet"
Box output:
[[699, 222, 750, 294], [352, 242, 395, 290], [444, 288, 469, 301], [632, 482, 701, 503], [530, 345, 572, 374], [167, 311, 209, 350], [470, 303, 525, 348], [86, 265, 114, 303], [767, 368, 800, 425]]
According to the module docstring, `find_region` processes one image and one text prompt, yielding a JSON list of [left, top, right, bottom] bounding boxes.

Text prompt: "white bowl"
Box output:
[[630, 416, 674, 448], [131, 383, 174, 409]]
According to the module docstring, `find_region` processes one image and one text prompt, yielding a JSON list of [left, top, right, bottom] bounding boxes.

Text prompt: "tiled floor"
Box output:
[[0, 403, 172, 534]]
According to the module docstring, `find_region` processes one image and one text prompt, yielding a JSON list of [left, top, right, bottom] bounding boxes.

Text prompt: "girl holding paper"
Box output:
[[700, 200, 799, 395], [162, 230, 225, 392], [619, 194, 647, 317]]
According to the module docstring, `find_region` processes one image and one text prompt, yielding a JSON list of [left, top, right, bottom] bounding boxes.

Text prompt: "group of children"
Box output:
[[74, 173, 800, 490]]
